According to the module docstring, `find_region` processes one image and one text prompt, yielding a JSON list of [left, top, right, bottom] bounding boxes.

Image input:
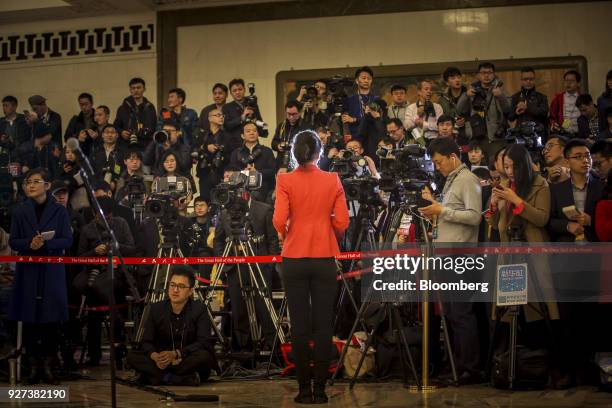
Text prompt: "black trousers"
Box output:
[[24, 322, 59, 359], [445, 301, 481, 375], [127, 350, 212, 385], [226, 264, 276, 349], [281, 257, 337, 379]]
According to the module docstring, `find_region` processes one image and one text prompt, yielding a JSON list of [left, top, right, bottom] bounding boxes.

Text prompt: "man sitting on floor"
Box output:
[[127, 267, 216, 385]]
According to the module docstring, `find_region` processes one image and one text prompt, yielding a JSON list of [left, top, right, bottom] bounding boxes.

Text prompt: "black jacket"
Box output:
[[198, 103, 224, 136], [90, 145, 127, 184], [229, 143, 277, 199], [222, 100, 268, 140], [213, 199, 280, 258], [357, 114, 387, 159], [37, 110, 62, 147], [548, 177, 605, 242], [577, 113, 600, 141], [194, 128, 242, 177], [271, 119, 307, 169], [64, 110, 97, 156], [114, 96, 157, 149], [77, 216, 136, 256], [14, 141, 59, 180], [508, 87, 549, 131], [141, 299, 215, 359], [0, 113, 30, 147]]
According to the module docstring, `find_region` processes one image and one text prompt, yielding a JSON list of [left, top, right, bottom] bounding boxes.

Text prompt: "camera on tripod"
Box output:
[[146, 175, 190, 219], [343, 176, 382, 206], [376, 144, 436, 198], [126, 175, 146, 212], [330, 150, 367, 178], [505, 121, 544, 151], [210, 170, 262, 208]]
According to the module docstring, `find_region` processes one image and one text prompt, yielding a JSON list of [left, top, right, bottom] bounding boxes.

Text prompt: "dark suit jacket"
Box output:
[[141, 298, 215, 359], [548, 177, 605, 242], [213, 199, 280, 259], [222, 100, 268, 140]]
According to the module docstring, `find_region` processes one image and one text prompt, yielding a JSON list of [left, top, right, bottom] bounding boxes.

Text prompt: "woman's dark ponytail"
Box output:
[[292, 130, 322, 166]]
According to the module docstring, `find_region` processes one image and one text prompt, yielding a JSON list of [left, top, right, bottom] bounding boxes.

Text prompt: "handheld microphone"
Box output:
[[66, 137, 95, 175]]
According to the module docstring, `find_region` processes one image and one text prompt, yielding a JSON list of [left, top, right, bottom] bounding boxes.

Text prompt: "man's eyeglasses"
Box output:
[[23, 180, 46, 186], [209, 113, 225, 118], [542, 143, 561, 152], [169, 283, 191, 291], [568, 153, 592, 161]]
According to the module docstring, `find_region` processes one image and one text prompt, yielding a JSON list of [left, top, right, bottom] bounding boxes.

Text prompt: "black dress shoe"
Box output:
[[294, 383, 313, 404], [443, 371, 482, 386], [41, 358, 60, 385]]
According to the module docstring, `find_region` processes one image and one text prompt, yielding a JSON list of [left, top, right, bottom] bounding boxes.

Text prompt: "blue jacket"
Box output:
[[343, 93, 378, 138], [9, 195, 73, 323]]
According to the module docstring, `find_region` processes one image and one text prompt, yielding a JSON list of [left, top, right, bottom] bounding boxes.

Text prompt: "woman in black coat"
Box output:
[[9, 168, 73, 384]]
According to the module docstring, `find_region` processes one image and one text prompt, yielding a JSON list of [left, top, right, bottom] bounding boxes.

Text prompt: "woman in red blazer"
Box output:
[[273, 130, 349, 404]]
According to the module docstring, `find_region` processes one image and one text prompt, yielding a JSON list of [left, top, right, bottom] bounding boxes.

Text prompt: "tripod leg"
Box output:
[[440, 314, 458, 384], [509, 308, 518, 390], [392, 307, 420, 388], [266, 297, 287, 378], [330, 287, 373, 385]]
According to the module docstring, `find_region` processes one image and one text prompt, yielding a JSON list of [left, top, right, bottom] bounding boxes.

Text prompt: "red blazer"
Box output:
[[273, 164, 350, 258], [595, 200, 612, 303]]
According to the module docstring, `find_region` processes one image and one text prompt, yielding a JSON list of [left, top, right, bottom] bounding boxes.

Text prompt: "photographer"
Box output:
[[90, 123, 126, 190], [338, 139, 379, 178], [26, 95, 62, 148], [1, 95, 29, 148], [127, 267, 216, 386], [194, 108, 241, 202], [229, 122, 276, 201], [272, 100, 307, 171], [385, 118, 413, 149], [317, 126, 340, 171], [158, 88, 199, 147], [591, 140, 612, 180], [88, 105, 110, 156], [437, 114, 456, 140], [213, 171, 280, 351], [115, 149, 152, 203], [55, 146, 90, 212], [342, 66, 379, 139], [508, 67, 549, 134], [64, 93, 97, 150], [356, 98, 388, 158], [74, 196, 135, 367], [223, 78, 268, 141], [182, 197, 214, 280], [114, 77, 157, 149], [15, 121, 60, 180], [152, 151, 196, 213], [457, 62, 510, 160], [296, 84, 330, 129], [199, 83, 228, 133], [387, 84, 409, 122], [576, 94, 601, 142], [439, 67, 468, 145], [418, 138, 482, 385], [144, 120, 191, 176], [9, 168, 73, 385], [405, 79, 444, 143]]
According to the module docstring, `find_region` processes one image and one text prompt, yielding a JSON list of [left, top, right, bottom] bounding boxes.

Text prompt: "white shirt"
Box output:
[[404, 102, 444, 140], [563, 92, 580, 133]]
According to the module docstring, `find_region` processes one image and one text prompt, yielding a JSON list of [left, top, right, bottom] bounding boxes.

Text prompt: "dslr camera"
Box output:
[[330, 150, 367, 178], [244, 83, 259, 109], [192, 144, 225, 171]]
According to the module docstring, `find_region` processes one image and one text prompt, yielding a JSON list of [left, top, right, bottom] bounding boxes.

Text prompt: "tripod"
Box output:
[[203, 220, 286, 355], [333, 201, 378, 335]]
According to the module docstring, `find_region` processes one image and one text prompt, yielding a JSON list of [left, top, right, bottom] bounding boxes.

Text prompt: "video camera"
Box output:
[[342, 175, 382, 206], [145, 175, 190, 219], [192, 144, 225, 171], [330, 150, 367, 178], [505, 121, 544, 151], [210, 170, 262, 208], [328, 75, 354, 115], [376, 144, 436, 197]]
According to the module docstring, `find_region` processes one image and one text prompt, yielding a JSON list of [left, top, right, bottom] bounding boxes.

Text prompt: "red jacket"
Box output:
[[273, 164, 350, 258], [549, 91, 580, 128]]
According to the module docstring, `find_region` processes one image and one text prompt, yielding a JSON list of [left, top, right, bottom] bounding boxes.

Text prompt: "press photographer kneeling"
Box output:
[[127, 267, 216, 386]]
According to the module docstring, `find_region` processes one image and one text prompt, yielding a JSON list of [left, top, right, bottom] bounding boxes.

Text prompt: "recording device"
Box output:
[[367, 100, 387, 116], [210, 170, 262, 208], [301, 85, 318, 105], [153, 130, 169, 145], [126, 175, 147, 217], [471, 78, 504, 96], [192, 144, 225, 171], [146, 175, 190, 219], [325, 130, 345, 152], [376, 144, 436, 203], [342, 175, 383, 206], [238, 147, 262, 167], [505, 121, 544, 151], [328, 75, 354, 115], [418, 100, 436, 117], [244, 83, 258, 109], [330, 150, 367, 178]]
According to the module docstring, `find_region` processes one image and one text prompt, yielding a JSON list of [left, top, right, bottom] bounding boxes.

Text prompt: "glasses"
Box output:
[[542, 143, 561, 152], [479, 70, 494, 75], [521, 77, 535, 81], [568, 153, 592, 161], [209, 113, 224, 118], [287, 112, 300, 117], [23, 179, 46, 186], [169, 283, 191, 291]]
